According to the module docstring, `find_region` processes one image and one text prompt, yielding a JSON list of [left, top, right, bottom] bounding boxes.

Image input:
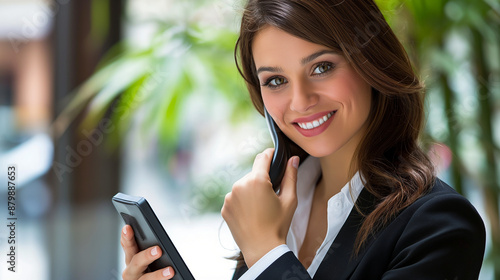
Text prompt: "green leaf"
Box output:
[[81, 56, 151, 129]]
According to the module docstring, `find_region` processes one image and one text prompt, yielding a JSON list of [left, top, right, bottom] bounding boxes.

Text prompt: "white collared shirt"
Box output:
[[239, 156, 365, 279]]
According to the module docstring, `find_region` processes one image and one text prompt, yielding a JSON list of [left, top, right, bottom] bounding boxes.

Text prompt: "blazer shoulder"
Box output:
[[379, 178, 486, 279], [407, 178, 479, 215], [377, 177, 486, 249], [423, 177, 463, 198], [386, 178, 486, 260]]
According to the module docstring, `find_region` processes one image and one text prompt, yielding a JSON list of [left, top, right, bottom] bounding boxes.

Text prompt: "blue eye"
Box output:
[[263, 76, 287, 89], [313, 62, 334, 75]]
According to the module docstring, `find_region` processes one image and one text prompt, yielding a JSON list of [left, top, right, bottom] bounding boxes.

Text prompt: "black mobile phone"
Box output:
[[112, 192, 195, 280], [264, 107, 293, 192]]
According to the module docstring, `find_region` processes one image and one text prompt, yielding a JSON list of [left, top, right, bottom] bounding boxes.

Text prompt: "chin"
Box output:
[[298, 145, 338, 159], [294, 136, 354, 160]]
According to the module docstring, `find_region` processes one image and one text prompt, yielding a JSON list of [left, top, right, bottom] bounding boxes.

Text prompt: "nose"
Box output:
[[289, 79, 318, 113]]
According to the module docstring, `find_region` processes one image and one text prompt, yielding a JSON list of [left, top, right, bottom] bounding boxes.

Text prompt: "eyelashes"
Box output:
[[260, 61, 336, 89], [312, 62, 334, 75], [262, 76, 287, 88]]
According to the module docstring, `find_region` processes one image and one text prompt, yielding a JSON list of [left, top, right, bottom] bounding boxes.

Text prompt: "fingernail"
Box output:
[[292, 156, 299, 169], [122, 226, 127, 235], [162, 267, 172, 277], [151, 247, 158, 256]]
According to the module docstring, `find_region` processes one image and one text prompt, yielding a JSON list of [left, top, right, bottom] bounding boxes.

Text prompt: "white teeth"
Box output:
[[298, 111, 335, 130]]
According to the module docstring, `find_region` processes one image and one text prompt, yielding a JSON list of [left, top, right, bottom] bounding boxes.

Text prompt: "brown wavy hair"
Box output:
[[234, 0, 436, 261]]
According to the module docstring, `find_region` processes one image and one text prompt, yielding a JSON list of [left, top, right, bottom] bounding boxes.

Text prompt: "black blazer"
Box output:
[[233, 179, 486, 279]]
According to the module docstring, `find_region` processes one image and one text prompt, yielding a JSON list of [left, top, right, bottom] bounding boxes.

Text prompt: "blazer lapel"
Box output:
[[313, 188, 377, 279]]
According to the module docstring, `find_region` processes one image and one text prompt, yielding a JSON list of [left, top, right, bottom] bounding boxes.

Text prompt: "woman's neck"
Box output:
[[317, 136, 360, 202]]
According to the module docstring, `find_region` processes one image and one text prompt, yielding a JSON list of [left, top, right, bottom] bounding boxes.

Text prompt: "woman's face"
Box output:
[[252, 26, 372, 158]]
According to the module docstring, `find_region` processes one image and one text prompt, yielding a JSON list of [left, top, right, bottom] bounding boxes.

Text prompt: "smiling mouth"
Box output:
[[296, 111, 337, 130]]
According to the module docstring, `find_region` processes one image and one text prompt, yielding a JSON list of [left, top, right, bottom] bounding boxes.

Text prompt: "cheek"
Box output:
[[262, 94, 287, 125], [350, 85, 371, 112], [336, 74, 372, 115]]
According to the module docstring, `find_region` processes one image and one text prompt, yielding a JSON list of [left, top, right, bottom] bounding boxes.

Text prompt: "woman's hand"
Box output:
[[120, 225, 175, 280], [221, 148, 300, 267]]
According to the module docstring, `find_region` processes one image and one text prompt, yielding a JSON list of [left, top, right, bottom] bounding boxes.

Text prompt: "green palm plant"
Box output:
[[54, 22, 251, 155]]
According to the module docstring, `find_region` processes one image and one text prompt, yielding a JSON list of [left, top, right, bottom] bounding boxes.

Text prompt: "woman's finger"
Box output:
[[121, 225, 139, 265], [279, 156, 299, 209], [138, 267, 175, 280], [252, 148, 274, 174], [122, 246, 163, 279]]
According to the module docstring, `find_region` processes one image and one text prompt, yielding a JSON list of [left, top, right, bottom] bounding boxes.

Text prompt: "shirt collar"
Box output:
[[287, 156, 365, 265], [295, 156, 364, 207]]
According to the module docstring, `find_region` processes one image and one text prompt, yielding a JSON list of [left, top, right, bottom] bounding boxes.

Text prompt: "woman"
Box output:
[[120, 0, 486, 279]]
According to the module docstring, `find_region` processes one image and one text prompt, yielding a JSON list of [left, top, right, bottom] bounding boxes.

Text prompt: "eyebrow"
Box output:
[[256, 49, 338, 75], [301, 50, 338, 65], [256, 66, 284, 75]]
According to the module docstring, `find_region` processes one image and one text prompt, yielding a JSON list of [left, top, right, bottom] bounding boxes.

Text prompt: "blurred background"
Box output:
[[0, 0, 498, 279]]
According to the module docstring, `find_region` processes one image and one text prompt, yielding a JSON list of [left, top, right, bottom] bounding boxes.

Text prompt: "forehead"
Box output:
[[252, 26, 331, 67]]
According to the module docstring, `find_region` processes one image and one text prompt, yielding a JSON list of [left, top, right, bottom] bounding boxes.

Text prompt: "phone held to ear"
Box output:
[[264, 107, 294, 192]]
